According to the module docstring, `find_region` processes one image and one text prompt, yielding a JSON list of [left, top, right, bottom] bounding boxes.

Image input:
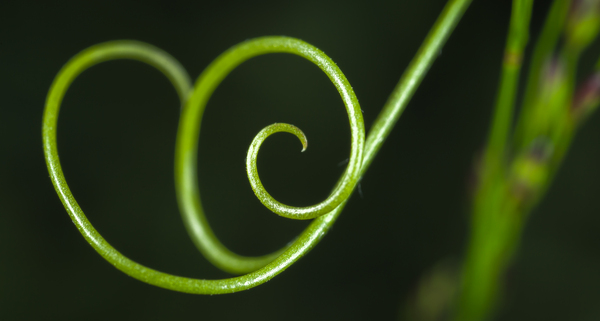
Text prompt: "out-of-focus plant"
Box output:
[[405, 1, 600, 320]]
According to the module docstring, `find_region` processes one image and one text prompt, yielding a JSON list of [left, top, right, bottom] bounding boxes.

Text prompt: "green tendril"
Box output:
[[173, 37, 364, 275], [43, 37, 362, 292], [246, 123, 309, 216], [177, 36, 364, 224], [43, 0, 471, 294]]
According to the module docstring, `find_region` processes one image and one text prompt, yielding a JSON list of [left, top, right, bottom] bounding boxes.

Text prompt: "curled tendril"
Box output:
[[43, 37, 363, 293], [177, 37, 365, 222], [175, 37, 364, 275], [43, 0, 471, 294], [246, 124, 309, 214]]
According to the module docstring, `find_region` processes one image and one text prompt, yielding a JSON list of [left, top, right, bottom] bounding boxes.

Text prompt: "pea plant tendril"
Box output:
[[43, 0, 600, 318], [43, 0, 472, 295]]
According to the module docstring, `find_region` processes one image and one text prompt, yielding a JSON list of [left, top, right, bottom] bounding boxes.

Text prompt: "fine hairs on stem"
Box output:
[[43, 0, 472, 294]]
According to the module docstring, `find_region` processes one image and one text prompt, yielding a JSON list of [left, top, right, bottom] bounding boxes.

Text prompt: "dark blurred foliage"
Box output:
[[0, 1, 599, 320]]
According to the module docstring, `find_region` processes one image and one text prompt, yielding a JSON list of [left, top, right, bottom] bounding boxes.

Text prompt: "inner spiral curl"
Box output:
[[175, 37, 366, 272], [177, 36, 365, 221]]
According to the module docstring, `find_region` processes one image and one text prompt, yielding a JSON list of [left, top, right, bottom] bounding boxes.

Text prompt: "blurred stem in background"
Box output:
[[457, 0, 535, 319], [460, 0, 600, 319], [404, 0, 600, 320]]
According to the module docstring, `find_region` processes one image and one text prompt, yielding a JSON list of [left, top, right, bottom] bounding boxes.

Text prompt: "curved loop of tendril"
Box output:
[[43, 0, 474, 292], [43, 0, 473, 292], [177, 36, 365, 221], [175, 37, 365, 274], [43, 38, 363, 293]]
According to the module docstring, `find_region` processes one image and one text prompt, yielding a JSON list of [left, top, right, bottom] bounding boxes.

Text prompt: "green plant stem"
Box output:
[[483, 0, 533, 180], [514, 0, 571, 152], [454, 1, 542, 320], [362, 0, 473, 171]]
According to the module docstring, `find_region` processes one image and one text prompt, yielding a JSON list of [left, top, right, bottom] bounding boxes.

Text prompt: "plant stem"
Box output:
[[362, 0, 473, 173], [483, 0, 533, 181], [454, 1, 565, 320], [514, 0, 571, 152]]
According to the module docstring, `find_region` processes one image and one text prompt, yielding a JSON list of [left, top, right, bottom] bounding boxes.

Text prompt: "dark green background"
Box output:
[[1, 1, 599, 320]]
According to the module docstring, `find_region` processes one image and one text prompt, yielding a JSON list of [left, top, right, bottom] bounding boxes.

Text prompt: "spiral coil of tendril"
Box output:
[[42, 0, 472, 292], [42, 37, 364, 294]]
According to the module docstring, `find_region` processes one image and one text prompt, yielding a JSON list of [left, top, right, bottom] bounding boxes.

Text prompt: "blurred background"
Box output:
[[1, 1, 600, 320]]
